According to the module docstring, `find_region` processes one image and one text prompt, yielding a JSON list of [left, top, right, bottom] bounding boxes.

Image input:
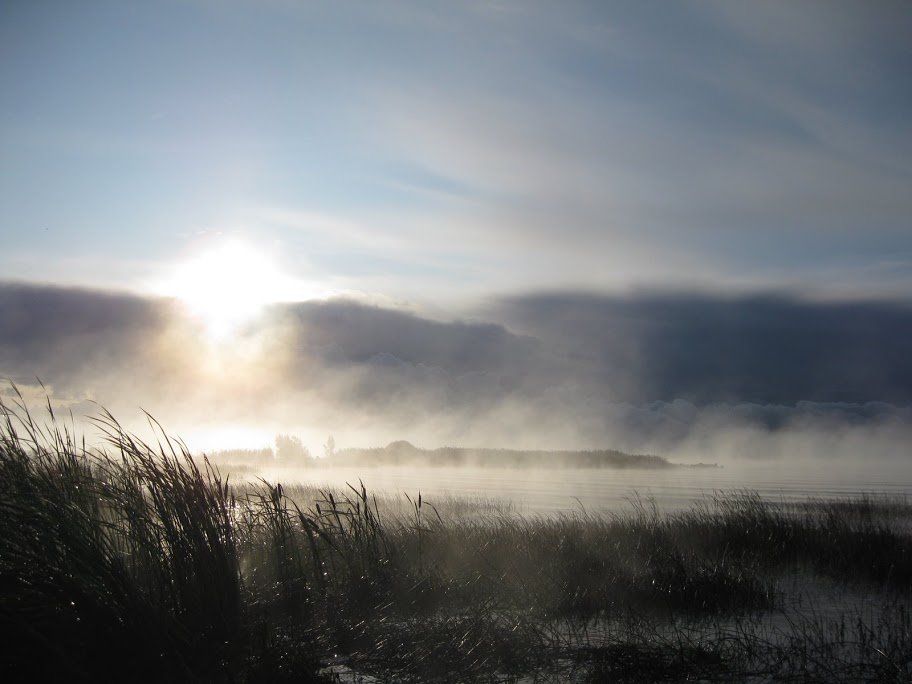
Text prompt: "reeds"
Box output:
[[1, 395, 910, 681]]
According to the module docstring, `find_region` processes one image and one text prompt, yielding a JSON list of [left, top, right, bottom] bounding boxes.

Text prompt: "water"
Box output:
[[256, 460, 912, 514]]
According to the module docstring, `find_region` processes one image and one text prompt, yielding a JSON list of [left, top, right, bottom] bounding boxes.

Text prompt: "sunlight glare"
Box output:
[[180, 424, 277, 454], [164, 241, 318, 341]]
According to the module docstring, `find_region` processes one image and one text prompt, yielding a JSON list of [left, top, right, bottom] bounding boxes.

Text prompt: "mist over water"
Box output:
[[252, 460, 912, 516]]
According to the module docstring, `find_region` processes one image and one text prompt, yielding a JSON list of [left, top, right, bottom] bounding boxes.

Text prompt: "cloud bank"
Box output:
[[1, 282, 910, 461]]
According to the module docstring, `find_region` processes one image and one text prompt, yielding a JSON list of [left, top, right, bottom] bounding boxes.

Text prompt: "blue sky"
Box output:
[[2, 0, 912, 306]]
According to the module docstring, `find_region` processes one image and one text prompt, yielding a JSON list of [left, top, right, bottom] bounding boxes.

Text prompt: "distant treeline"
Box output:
[[206, 435, 313, 465], [205, 440, 720, 469], [328, 440, 679, 469]]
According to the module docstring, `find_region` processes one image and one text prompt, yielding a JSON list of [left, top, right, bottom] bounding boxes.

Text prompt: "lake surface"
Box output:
[[256, 460, 912, 514]]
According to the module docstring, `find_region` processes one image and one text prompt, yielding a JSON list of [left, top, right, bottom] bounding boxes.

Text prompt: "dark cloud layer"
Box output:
[[276, 300, 538, 376], [0, 282, 169, 385], [1, 282, 910, 454], [492, 292, 912, 405]]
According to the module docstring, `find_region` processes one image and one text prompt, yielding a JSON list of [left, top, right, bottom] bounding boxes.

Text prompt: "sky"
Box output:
[[1, 1, 911, 457]]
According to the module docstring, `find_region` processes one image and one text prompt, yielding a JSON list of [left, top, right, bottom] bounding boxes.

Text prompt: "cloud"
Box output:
[[346, 1, 912, 297], [0, 282, 275, 417], [241, 292, 912, 453], [490, 291, 912, 404], [1, 282, 910, 458], [4, 1, 911, 302], [0, 282, 167, 385]]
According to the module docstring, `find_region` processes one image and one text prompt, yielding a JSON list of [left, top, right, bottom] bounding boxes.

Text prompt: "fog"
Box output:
[[1, 282, 910, 479]]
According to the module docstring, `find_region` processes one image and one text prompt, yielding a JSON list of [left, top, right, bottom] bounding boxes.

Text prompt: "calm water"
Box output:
[[257, 460, 912, 514]]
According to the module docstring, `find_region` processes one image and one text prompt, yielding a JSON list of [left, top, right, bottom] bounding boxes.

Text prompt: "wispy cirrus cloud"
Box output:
[[4, 1, 910, 301]]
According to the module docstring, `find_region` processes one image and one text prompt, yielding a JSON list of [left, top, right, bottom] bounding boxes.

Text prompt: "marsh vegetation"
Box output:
[[1, 399, 910, 682]]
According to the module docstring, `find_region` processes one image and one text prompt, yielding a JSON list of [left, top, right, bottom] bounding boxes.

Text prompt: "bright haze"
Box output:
[[1, 1, 911, 463]]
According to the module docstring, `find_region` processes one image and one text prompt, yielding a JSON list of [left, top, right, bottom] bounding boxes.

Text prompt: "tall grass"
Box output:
[[0, 393, 317, 681], [1, 394, 910, 681]]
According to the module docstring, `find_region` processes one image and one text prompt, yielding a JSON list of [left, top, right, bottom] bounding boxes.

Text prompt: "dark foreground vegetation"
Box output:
[[1, 399, 910, 682]]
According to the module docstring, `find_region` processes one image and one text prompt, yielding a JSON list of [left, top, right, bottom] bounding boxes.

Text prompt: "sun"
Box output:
[[164, 241, 299, 341]]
